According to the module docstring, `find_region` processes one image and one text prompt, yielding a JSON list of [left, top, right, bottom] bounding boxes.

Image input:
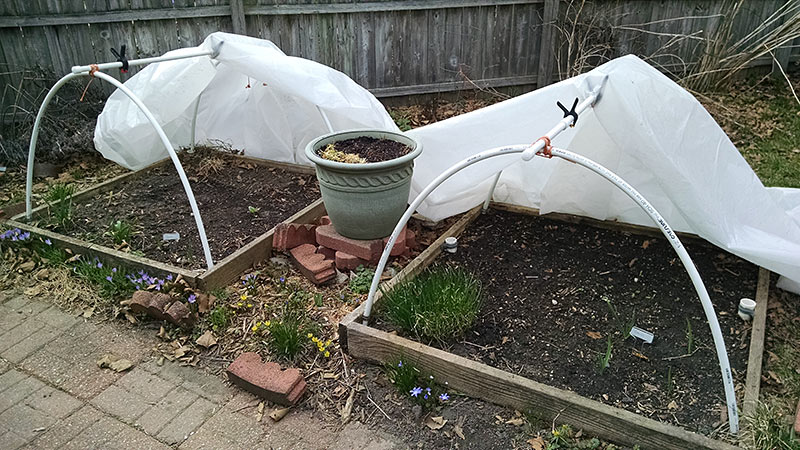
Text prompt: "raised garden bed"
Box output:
[[7, 149, 324, 290], [341, 204, 770, 450]]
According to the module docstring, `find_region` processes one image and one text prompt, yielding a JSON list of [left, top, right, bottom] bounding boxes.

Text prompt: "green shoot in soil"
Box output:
[[665, 366, 674, 397], [247, 206, 260, 216], [44, 183, 75, 230], [209, 306, 231, 331], [105, 220, 134, 245], [596, 335, 613, 374], [348, 265, 375, 295], [380, 266, 481, 342], [685, 318, 694, 354], [603, 296, 636, 337]]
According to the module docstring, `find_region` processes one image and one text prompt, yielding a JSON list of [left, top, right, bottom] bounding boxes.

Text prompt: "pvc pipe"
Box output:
[[316, 105, 334, 133], [549, 146, 739, 434], [71, 48, 215, 74], [26, 72, 83, 218], [25, 71, 215, 270], [483, 170, 503, 211], [189, 92, 203, 154], [92, 72, 215, 269]]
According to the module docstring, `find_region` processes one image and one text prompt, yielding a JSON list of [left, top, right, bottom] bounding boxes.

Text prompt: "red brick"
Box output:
[[289, 244, 335, 284], [315, 225, 383, 262], [316, 245, 336, 260], [273, 223, 317, 252], [795, 399, 800, 434], [226, 352, 306, 406], [147, 293, 172, 321], [335, 251, 369, 271], [130, 291, 153, 315], [165, 301, 194, 328], [383, 226, 408, 256], [406, 229, 417, 250]]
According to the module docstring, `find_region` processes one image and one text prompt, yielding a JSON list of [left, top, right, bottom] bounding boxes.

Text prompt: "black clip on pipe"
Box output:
[[110, 45, 129, 73], [557, 98, 579, 127]]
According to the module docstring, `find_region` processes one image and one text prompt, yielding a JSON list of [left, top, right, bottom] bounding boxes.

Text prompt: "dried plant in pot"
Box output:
[[305, 130, 422, 240]]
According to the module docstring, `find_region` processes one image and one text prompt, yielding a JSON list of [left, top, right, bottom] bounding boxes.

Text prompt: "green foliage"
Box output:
[[390, 111, 412, 132], [313, 293, 324, 307], [44, 183, 76, 230], [665, 366, 674, 397], [209, 287, 229, 302], [348, 265, 375, 295], [72, 257, 134, 299], [603, 296, 635, 337], [379, 266, 481, 342], [383, 357, 448, 408], [267, 309, 311, 360], [547, 424, 604, 450], [247, 206, 260, 215], [105, 220, 134, 245], [685, 318, 694, 354], [596, 335, 613, 375], [209, 306, 231, 331]]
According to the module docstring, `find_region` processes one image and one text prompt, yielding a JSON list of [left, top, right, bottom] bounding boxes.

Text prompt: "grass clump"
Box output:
[[383, 357, 451, 408], [209, 306, 231, 331], [267, 310, 311, 360], [743, 402, 800, 450], [44, 183, 75, 230], [380, 266, 481, 342], [319, 143, 366, 164], [348, 265, 375, 295]]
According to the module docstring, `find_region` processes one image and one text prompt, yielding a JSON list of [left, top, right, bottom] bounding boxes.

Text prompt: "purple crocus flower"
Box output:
[[112, 267, 117, 273], [397, 361, 403, 368], [44, 239, 52, 246], [410, 387, 423, 397], [439, 393, 449, 401], [187, 294, 197, 304], [96, 261, 103, 268], [106, 276, 113, 282], [166, 274, 173, 281]]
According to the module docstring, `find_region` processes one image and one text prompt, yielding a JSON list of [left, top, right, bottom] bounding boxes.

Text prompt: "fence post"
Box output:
[[230, 0, 247, 35], [537, 0, 560, 88]]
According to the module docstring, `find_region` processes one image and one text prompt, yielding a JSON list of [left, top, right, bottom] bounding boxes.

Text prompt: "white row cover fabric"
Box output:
[[95, 35, 800, 291], [94, 32, 398, 170], [407, 55, 800, 291]]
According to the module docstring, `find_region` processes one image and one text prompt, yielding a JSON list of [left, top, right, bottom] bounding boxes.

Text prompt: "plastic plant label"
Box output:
[[162, 232, 180, 241], [629, 326, 654, 344]]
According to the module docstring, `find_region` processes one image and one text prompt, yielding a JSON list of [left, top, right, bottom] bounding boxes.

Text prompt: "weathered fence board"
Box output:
[[0, 0, 797, 121]]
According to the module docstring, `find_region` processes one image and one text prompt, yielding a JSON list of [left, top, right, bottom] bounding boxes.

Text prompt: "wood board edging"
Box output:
[[742, 267, 771, 418]]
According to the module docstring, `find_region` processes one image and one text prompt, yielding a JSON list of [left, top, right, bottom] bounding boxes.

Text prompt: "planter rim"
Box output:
[[305, 129, 422, 171]]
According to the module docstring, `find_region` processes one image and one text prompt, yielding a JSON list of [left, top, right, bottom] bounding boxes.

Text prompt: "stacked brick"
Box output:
[[129, 291, 195, 328], [273, 216, 417, 284]]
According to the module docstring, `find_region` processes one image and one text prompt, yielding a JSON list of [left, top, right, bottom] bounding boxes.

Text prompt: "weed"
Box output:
[[685, 318, 694, 354], [348, 265, 375, 295], [313, 293, 323, 307], [742, 401, 799, 450], [596, 335, 613, 374], [390, 111, 412, 131], [104, 220, 134, 246], [247, 206, 260, 216], [268, 309, 310, 360], [209, 306, 231, 331], [379, 266, 481, 342], [209, 287, 229, 301], [44, 183, 75, 230]]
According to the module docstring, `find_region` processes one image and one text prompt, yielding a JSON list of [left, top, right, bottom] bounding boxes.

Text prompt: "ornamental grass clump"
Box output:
[[380, 266, 481, 342]]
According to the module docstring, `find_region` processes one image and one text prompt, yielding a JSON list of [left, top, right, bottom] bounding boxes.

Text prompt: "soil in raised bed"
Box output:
[[374, 208, 758, 437], [321, 137, 411, 163], [58, 148, 320, 269]]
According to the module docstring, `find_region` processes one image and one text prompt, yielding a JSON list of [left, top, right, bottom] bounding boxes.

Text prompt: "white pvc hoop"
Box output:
[[25, 65, 215, 269]]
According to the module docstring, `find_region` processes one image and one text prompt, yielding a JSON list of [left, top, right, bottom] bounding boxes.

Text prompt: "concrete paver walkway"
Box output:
[[0, 292, 402, 449]]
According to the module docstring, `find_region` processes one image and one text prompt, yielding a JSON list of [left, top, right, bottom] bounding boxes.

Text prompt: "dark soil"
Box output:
[[323, 137, 411, 163], [58, 148, 320, 269], [374, 208, 758, 437]]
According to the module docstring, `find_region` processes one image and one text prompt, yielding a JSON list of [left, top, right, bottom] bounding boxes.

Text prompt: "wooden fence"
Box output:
[[0, 0, 798, 118]]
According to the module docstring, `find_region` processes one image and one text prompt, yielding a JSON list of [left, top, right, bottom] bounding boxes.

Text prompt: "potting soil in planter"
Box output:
[[59, 148, 320, 269], [374, 208, 757, 436], [318, 137, 411, 163]]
